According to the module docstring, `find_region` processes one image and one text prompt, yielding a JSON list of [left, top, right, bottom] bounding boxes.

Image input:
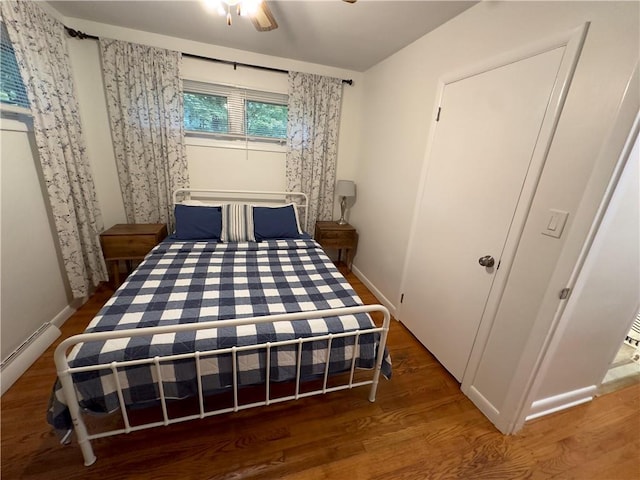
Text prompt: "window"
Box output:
[[0, 22, 29, 109], [183, 80, 287, 142]]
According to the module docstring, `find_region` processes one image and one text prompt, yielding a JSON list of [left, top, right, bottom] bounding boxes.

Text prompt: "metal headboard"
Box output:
[[173, 188, 310, 233]]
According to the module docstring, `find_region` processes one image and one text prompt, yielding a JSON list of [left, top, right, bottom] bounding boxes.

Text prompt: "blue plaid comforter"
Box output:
[[48, 238, 391, 439]]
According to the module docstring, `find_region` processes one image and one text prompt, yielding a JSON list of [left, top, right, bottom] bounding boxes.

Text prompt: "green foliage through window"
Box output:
[[246, 100, 287, 139], [183, 81, 287, 141], [184, 92, 228, 133], [0, 22, 29, 109]]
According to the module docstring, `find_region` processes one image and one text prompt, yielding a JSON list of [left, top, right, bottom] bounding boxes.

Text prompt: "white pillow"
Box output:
[[180, 199, 221, 207]]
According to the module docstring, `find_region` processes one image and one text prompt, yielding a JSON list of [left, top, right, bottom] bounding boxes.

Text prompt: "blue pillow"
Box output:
[[174, 204, 222, 240], [253, 204, 302, 241]]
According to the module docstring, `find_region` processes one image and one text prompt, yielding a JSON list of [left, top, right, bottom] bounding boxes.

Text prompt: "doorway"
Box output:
[[599, 312, 640, 395]]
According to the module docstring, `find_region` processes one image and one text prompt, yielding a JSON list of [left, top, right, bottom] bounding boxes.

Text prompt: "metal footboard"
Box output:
[[54, 305, 390, 466]]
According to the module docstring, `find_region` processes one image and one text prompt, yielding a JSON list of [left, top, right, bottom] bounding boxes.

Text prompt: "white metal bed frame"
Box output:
[[54, 189, 390, 466]]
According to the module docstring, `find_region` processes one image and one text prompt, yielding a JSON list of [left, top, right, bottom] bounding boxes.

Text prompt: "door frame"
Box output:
[[398, 23, 589, 432], [512, 70, 639, 433]]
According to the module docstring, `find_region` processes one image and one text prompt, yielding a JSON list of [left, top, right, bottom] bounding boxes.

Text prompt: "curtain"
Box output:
[[286, 72, 343, 233], [1, 1, 107, 298], [100, 39, 188, 232]]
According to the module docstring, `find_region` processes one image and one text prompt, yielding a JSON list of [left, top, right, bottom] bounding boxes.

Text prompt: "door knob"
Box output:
[[478, 255, 495, 268]]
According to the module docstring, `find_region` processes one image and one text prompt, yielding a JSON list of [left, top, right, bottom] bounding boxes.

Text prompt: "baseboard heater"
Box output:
[[1, 322, 61, 395]]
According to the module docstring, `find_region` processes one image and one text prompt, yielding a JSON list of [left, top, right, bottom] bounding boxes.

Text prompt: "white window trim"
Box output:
[[1, 104, 32, 132], [185, 133, 286, 153], [1, 103, 30, 116]]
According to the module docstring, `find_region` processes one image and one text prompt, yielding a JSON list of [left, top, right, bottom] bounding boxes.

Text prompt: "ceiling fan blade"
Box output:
[[251, 1, 278, 31], [342, 0, 357, 3]]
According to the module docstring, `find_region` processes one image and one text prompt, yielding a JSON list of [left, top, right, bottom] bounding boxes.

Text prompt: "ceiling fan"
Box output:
[[204, 0, 357, 32]]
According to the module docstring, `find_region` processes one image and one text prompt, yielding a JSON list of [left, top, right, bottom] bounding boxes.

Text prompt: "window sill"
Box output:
[[0, 104, 32, 132], [185, 133, 286, 153]]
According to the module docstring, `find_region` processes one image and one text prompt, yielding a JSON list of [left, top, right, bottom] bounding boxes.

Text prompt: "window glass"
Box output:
[[246, 100, 287, 139], [184, 91, 228, 133], [0, 22, 29, 109], [183, 80, 287, 141]]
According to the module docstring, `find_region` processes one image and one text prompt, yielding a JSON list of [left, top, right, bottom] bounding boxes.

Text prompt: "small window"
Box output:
[[0, 22, 29, 109], [184, 91, 229, 133], [183, 80, 287, 142], [246, 100, 287, 139]]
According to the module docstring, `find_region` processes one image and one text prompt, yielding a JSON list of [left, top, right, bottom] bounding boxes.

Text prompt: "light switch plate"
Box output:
[[542, 209, 569, 238]]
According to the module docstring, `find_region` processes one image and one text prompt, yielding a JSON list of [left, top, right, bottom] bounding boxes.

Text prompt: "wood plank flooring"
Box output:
[[2, 267, 638, 479]]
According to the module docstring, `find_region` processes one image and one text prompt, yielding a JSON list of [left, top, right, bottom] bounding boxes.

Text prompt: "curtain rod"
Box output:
[[64, 26, 354, 86]]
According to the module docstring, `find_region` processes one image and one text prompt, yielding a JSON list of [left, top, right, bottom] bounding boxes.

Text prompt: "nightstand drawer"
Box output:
[[318, 234, 356, 248], [319, 230, 356, 240], [101, 235, 160, 259], [100, 224, 167, 261]]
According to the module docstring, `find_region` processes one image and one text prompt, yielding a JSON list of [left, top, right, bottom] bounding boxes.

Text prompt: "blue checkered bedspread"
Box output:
[[47, 238, 391, 439]]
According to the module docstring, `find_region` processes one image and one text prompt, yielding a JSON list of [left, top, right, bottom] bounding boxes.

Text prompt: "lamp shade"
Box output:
[[336, 180, 356, 198]]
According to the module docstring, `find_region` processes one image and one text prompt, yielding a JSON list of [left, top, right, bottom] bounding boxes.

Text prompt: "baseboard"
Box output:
[[463, 384, 508, 431], [525, 385, 596, 422], [351, 265, 397, 318], [51, 299, 84, 328], [1, 323, 61, 395]]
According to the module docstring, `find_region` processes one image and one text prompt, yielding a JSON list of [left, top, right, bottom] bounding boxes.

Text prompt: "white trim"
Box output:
[[439, 26, 587, 86], [467, 385, 500, 418], [51, 299, 85, 328], [1, 323, 61, 395], [0, 104, 31, 116], [0, 116, 30, 132], [185, 134, 286, 153], [525, 386, 596, 421], [351, 265, 397, 319]]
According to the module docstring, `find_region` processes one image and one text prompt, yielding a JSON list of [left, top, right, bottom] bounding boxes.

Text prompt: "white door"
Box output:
[[400, 47, 565, 382]]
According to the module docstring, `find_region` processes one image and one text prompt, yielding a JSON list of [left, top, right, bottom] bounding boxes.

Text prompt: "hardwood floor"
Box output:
[[2, 267, 638, 479]]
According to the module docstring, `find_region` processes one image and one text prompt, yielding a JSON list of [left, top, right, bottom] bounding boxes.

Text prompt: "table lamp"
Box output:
[[336, 180, 356, 225]]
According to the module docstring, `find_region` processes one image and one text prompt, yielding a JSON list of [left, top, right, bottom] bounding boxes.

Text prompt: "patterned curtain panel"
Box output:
[[100, 39, 188, 232], [1, 1, 107, 298], [286, 72, 343, 233]]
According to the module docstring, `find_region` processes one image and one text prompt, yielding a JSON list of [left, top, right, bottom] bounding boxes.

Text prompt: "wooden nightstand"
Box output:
[[100, 223, 167, 287], [314, 221, 358, 272]]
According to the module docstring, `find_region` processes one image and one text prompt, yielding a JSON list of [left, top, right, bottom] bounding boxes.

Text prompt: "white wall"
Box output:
[[62, 17, 365, 231], [531, 126, 639, 405], [354, 0, 638, 428], [0, 117, 70, 360]]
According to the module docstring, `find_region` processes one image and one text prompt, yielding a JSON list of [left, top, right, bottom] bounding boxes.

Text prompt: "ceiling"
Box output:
[[48, 1, 477, 72]]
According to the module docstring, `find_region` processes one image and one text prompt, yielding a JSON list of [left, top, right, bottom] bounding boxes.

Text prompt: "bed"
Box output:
[[48, 189, 391, 466]]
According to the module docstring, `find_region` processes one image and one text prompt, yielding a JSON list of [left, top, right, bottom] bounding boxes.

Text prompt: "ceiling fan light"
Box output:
[[241, 0, 261, 16], [201, 0, 226, 16]]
